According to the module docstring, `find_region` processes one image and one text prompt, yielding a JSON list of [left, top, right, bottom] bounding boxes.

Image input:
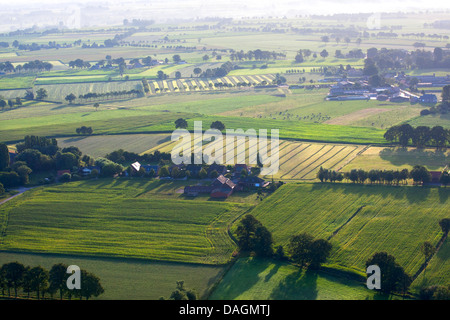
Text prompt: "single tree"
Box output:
[[65, 93, 76, 104], [175, 118, 188, 129], [288, 233, 314, 268], [2, 261, 26, 297], [0, 143, 9, 171], [421, 241, 436, 277], [36, 88, 48, 100], [210, 121, 225, 131], [49, 263, 69, 300]]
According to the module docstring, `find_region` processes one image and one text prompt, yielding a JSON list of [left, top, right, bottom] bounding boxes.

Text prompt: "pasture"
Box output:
[[209, 257, 377, 300], [245, 183, 449, 286], [0, 179, 252, 265]]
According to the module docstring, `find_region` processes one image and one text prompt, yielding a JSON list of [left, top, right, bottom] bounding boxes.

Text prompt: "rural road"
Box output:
[[0, 187, 34, 206]]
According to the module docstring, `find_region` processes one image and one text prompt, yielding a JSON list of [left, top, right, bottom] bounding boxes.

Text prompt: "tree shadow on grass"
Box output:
[[438, 187, 449, 204], [264, 263, 281, 282], [379, 147, 448, 170], [269, 268, 318, 300], [311, 181, 432, 204], [214, 257, 272, 300], [59, 136, 87, 144]]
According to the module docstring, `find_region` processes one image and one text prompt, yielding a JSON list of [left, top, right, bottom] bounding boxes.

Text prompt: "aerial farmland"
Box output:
[[0, 0, 449, 308]]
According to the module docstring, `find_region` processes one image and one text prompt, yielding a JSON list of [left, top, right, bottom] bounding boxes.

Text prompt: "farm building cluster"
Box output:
[[326, 78, 440, 103], [127, 161, 269, 198]]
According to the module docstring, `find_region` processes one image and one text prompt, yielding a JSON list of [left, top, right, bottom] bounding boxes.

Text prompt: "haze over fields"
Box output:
[[0, 0, 449, 31]]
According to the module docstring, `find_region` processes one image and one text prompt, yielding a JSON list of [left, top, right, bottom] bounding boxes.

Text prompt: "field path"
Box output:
[[0, 187, 34, 206]]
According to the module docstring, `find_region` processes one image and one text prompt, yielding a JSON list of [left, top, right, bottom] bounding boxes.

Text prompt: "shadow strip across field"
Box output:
[[327, 205, 366, 241]]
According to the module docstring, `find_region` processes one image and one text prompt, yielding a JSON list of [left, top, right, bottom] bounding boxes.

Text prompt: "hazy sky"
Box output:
[[1, 0, 449, 14], [0, 0, 448, 31]]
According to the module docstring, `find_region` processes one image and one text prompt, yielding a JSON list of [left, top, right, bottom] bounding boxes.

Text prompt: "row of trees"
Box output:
[[74, 90, 142, 103], [0, 97, 22, 110], [0, 262, 103, 300], [318, 166, 450, 186], [24, 88, 48, 101], [229, 49, 286, 61], [75, 126, 93, 135], [384, 124, 450, 148], [0, 60, 52, 74], [365, 47, 450, 71]]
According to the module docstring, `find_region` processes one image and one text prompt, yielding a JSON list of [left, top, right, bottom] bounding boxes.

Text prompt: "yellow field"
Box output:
[[144, 137, 366, 181]]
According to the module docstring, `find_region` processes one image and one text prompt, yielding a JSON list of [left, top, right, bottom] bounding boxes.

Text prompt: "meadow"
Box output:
[[209, 257, 378, 300], [245, 183, 449, 287], [0, 179, 252, 265]]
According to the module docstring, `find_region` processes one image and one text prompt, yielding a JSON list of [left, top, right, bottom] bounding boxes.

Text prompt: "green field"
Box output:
[[0, 251, 224, 300], [57, 134, 171, 158], [0, 179, 251, 265], [245, 183, 449, 286], [209, 257, 378, 300]]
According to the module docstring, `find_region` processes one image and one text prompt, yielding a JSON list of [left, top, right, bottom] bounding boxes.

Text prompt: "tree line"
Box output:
[[318, 166, 450, 186], [0, 262, 103, 300], [365, 47, 450, 72], [229, 49, 286, 61], [70, 90, 142, 103], [0, 60, 53, 74], [384, 124, 450, 148]]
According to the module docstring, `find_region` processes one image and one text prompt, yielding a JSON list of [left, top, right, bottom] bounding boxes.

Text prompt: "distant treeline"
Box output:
[[229, 49, 286, 61], [366, 47, 450, 71]]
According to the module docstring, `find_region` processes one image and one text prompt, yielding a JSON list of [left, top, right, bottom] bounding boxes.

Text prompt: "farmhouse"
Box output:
[[57, 170, 71, 177], [208, 163, 227, 176], [429, 171, 442, 184], [234, 164, 251, 176], [131, 161, 141, 173], [389, 93, 410, 103], [141, 165, 159, 174], [79, 166, 101, 176], [210, 175, 236, 198], [419, 94, 438, 104], [184, 174, 236, 198], [238, 176, 269, 189]]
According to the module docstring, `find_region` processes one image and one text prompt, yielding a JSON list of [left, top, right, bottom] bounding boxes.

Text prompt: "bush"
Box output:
[[59, 172, 71, 182], [0, 171, 21, 188], [0, 182, 4, 194]]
